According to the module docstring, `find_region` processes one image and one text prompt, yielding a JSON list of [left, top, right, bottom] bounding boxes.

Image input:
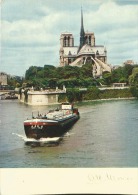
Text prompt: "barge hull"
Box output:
[[24, 115, 79, 139]]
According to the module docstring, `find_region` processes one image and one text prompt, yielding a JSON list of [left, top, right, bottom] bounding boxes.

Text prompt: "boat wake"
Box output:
[[64, 132, 75, 137], [12, 132, 74, 147], [12, 133, 62, 146], [12, 133, 25, 140]]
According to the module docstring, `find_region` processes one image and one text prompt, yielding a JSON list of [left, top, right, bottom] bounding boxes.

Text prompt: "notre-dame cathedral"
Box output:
[[59, 9, 111, 78]]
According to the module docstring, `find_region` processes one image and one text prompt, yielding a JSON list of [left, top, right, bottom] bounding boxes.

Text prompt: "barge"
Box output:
[[24, 103, 80, 139]]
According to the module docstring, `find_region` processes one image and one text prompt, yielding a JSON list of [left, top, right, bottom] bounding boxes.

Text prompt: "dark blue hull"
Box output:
[[24, 114, 79, 139]]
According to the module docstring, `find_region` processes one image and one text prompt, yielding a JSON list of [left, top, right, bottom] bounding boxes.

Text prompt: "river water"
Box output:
[[0, 99, 138, 168]]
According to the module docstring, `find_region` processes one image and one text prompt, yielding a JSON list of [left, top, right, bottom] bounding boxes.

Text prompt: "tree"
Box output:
[[124, 64, 133, 79], [129, 68, 138, 86], [43, 65, 56, 78], [80, 63, 93, 79], [111, 65, 134, 84], [102, 72, 112, 85], [25, 66, 38, 79]]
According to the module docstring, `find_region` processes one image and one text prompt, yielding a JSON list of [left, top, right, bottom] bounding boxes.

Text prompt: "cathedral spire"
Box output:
[[81, 7, 85, 35], [79, 7, 85, 50]]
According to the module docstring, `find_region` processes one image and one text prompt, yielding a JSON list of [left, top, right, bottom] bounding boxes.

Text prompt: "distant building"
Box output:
[[59, 9, 111, 78], [112, 65, 120, 70], [0, 72, 8, 85], [124, 60, 134, 65]]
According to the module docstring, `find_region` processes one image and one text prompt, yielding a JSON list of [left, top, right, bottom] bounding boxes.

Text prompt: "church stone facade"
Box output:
[[59, 9, 111, 78], [0, 72, 8, 85]]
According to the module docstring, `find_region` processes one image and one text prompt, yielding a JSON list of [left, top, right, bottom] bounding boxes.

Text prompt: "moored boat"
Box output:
[[24, 103, 80, 139], [0, 92, 18, 100]]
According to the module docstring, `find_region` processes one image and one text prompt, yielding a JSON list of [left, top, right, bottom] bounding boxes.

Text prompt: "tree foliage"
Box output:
[[129, 67, 138, 98], [58, 88, 133, 102], [129, 68, 138, 86], [24, 63, 95, 88], [7, 76, 23, 88], [24, 63, 138, 89], [110, 65, 133, 84]]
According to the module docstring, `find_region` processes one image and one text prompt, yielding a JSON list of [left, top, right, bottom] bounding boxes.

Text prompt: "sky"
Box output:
[[0, 0, 138, 76]]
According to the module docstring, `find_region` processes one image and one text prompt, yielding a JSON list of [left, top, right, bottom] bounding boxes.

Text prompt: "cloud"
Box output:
[[1, 0, 48, 21], [83, 1, 138, 64], [0, 0, 138, 76], [85, 1, 138, 31], [1, 46, 59, 76], [113, 0, 138, 6]]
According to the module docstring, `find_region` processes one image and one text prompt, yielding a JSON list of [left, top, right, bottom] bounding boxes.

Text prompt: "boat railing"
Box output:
[[53, 113, 73, 120], [31, 109, 73, 120], [54, 115, 63, 120]]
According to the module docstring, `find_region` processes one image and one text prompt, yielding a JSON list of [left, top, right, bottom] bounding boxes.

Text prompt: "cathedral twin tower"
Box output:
[[59, 9, 111, 78]]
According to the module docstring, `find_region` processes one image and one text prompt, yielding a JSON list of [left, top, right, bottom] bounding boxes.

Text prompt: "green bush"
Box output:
[[99, 89, 133, 99], [66, 88, 84, 103], [130, 86, 138, 98], [58, 88, 134, 102], [82, 87, 100, 100]]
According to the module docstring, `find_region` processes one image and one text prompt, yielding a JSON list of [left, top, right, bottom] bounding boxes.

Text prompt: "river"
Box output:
[[0, 99, 138, 168]]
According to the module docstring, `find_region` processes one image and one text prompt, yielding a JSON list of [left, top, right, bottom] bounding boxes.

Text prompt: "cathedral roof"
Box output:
[[63, 47, 78, 56], [77, 44, 106, 56], [77, 44, 95, 56], [92, 46, 106, 55]]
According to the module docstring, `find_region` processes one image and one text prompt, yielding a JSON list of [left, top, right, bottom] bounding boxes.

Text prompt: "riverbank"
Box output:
[[59, 87, 137, 103], [82, 97, 137, 102]]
